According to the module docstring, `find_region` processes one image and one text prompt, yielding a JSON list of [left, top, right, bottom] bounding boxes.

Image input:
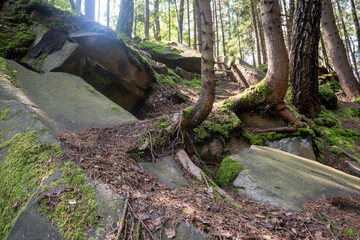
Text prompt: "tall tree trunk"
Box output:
[[226, 0, 231, 41], [256, 1, 267, 64], [250, 0, 261, 66], [290, 0, 321, 116], [221, 0, 291, 121], [169, 0, 171, 41], [321, 0, 360, 99], [193, 0, 196, 49], [235, 7, 242, 59], [320, 32, 332, 71], [85, 0, 95, 20], [116, 0, 134, 37], [215, 0, 219, 57], [69, 0, 77, 10], [106, 0, 110, 27], [218, 0, 225, 56], [195, 0, 202, 52], [187, 0, 190, 47], [144, 0, 150, 39], [133, 4, 138, 37], [97, 0, 100, 22], [154, 0, 161, 40], [281, 0, 291, 52], [288, 0, 295, 50], [76, 0, 81, 12], [178, 0, 185, 43], [181, 0, 214, 130], [334, 0, 360, 80], [350, 0, 360, 52]]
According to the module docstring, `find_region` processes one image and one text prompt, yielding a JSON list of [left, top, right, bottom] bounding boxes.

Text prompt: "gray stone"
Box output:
[[5, 59, 136, 134], [175, 67, 192, 81], [232, 146, 360, 211], [140, 42, 201, 72], [199, 138, 224, 164], [239, 111, 286, 129], [141, 156, 188, 188], [348, 161, 360, 177], [266, 136, 316, 160], [139, 50, 168, 74], [158, 221, 209, 240]]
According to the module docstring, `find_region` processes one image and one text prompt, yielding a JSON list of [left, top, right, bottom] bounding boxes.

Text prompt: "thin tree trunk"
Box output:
[[195, 0, 202, 52], [106, 0, 110, 27], [69, 0, 77, 10], [288, 0, 295, 49], [116, 0, 134, 37], [227, 0, 231, 41], [235, 7, 242, 59], [178, 0, 185, 43], [133, 3, 137, 37], [320, 32, 332, 71], [290, 0, 321, 116], [85, 0, 95, 20], [218, 0, 225, 56], [321, 0, 360, 98], [144, 0, 150, 39], [187, 0, 190, 47], [181, 0, 214, 130], [215, 0, 219, 57], [281, 0, 291, 52], [212, 0, 216, 57], [334, 0, 360, 80], [97, 0, 100, 22], [193, 0, 196, 49], [154, 0, 161, 40], [169, 0, 171, 41], [256, 1, 266, 64], [350, 0, 360, 52], [76, 0, 81, 12], [250, 0, 261, 66]]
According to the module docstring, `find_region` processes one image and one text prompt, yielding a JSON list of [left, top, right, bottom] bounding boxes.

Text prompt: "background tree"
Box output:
[[144, 0, 150, 38], [290, 0, 321, 116], [116, 0, 134, 37], [75, 0, 81, 12], [85, 0, 95, 20], [154, 0, 161, 40], [321, 0, 360, 99]]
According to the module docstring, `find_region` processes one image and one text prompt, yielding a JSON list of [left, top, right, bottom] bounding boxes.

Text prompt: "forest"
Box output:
[[0, 0, 360, 239]]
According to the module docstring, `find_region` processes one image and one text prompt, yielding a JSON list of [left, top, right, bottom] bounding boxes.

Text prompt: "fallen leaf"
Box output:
[[165, 228, 176, 238]]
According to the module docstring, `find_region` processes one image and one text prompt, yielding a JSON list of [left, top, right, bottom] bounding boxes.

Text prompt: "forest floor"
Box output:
[[58, 73, 360, 239]]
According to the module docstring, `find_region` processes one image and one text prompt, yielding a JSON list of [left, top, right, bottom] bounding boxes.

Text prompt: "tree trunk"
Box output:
[[281, 0, 291, 52], [181, 0, 214, 130], [290, 0, 321, 116], [334, 0, 360, 80], [226, 0, 231, 41], [106, 0, 110, 27], [187, 0, 190, 47], [218, 0, 225, 56], [320, 33, 332, 72], [154, 0, 161, 40], [288, 0, 295, 50], [76, 0, 81, 12], [144, 0, 150, 39], [256, 1, 266, 64], [85, 0, 95, 20], [250, 0, 261, 66], [169, 0, 171, 41], [321, 0, 360, 99], [69, 0, 77, 11], [195, 0, 202, 52], [350, 0, 360, 52], [116, 0, 134, 37], [221, 0, 290, 119], [178, 0, 185, 43], [193, 0, 196, 49], [97, 0, 100, 22], [215, 0, 219, 57]]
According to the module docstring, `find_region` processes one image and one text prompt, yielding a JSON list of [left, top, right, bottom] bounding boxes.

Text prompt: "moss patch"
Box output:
[[156, 116, 171, 129], [0, 132, 60, 239], [0, 104, 10, 121], [318, 73, 342, 92], [37, 161, 99, 240], [215, 156, 245, 187], [137, 40, 182, 60], [335, 108, 360, 121]]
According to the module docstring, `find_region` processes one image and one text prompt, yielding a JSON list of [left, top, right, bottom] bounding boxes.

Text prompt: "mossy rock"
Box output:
[[319, 85, 337, 109], [318, 73, 342, 93], [215, 155, 245, 187]]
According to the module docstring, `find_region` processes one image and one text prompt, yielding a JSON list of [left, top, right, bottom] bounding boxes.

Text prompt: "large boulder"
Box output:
[[5, 59, 136, 134], [22, 27, 155, 114], [231, 146, 360, 211], [138, 41, 201, 72]]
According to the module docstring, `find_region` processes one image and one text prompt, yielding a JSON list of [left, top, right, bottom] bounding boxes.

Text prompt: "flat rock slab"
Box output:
[[232, 146, 360, 211], [141, 156, 188, 188], [5, 59, 136, 134]]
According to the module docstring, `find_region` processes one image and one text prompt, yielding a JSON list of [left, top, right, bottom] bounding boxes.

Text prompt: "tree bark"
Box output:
[[85, 0, 95, 20], [321, 0, 360, 99], [169, 0, 171, 41], [154, 0, 161, 40], [218, 0, 225, 56], [195, 0, 202, 52], [288, 0, 295, 50], [250, 0, 261, 66], [290, 0, 321, 116], [187, 0, 190, 46], [97, 0, 100, 22], [350, 0, 360, 52], [69, 0, 77, 11], [256, 1, 266, 64], [215, 0, 219, 57], [181, 0, 214, 130], [144, 0, 150, 39], [116, 0, 134, 37], [281, 0, 291, 52], [320, 32, 332, 72], [106, 0, 110, 27], [221, 0, 290, 119], [76, 0, 82, 12], [178, 0, 185, 43], [193, 0, 196, 49]]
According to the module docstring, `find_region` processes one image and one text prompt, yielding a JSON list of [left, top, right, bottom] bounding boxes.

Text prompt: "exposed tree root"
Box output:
[[330, 145, 360, 162]]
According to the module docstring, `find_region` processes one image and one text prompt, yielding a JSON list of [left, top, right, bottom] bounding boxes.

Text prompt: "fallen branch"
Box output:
[[330, 146, 360, 162], [115, 193, 129, 239]]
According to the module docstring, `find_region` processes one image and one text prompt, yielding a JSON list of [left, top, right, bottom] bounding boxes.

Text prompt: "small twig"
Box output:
[[330, 145, 360, 162], [304, 225, 315, 240], [128, 204, 159, 240], [115, 193, 129, 239]]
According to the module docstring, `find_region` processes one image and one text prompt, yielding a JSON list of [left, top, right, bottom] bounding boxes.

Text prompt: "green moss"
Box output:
[[215, 156, 245, 187], [242, 131, 285, 146], [344, 227, 357, 237], [184, 106, 195, 119], [181, 79, 202, 88], [39, 128, 49, 135], [0, 57, 17, 85], [156, 116, 171, 129], [0, 105, 10, 121], [319, 85, 337, 103], [257, 64, 268, 73], [313, 111, 341, 128], [318, 74, 342, 92], [156, 72, 176, 89], [335, 108, 360, 121], [137, 40, 182, 60], [355, 97, 360, 104], [111, 106, 121, 113], [38, 162, 99, 240], [30, 113, 40, 120], [0, 132, 60, 239]]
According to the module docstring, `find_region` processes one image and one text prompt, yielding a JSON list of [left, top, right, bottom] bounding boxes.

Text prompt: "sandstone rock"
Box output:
[[348, 161, 360, 177], [232, 146, 360, 211], [139, 50, 168, 74], [175, 66, 192, 81], [238, 111, 286, 129]]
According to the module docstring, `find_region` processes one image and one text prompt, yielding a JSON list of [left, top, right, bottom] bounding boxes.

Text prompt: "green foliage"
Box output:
[[335, 107, 360, 121], [38, 162, 99, 240], [313, 111, 341, 128], [355, 97, 360, 104], [156, 116, 171, 129], [215, 156, 245, 187], [0, 132, 60, 239], [344, 227, 357, 237], [319, 85, 337, 103], [0, 57, 17, 84], [156, 72, 176, 88], [318, 74, 342, 92]]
